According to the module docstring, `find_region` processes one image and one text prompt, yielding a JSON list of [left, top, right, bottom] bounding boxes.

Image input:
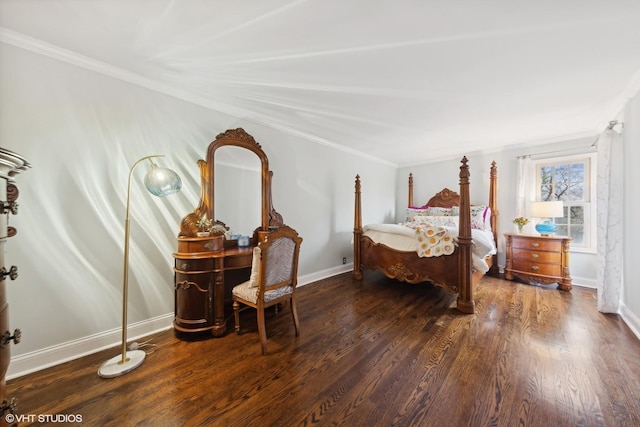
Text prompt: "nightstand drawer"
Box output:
[[512, 248, 561, 263], [511, 237, 561, 252], [512, 260, 562, 277]]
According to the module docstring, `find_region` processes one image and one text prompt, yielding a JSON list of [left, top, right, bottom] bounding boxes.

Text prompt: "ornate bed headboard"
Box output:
[[426, 188, 460, 207]]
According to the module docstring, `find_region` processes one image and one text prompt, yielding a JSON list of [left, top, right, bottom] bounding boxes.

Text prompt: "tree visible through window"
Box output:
[[535, 154, 595, 249]]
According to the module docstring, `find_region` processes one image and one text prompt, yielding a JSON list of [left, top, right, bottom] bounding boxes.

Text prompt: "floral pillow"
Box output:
[[405, 207, 429, 222], [409, 215, 459, 228], [470, 206, 491, 230], [426, 207, 453, 216]]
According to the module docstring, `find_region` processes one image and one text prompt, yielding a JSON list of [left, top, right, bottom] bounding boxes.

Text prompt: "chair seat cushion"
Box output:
[[233, 280, 293, 303]]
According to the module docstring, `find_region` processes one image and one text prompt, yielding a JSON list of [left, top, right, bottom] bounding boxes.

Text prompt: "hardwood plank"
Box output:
[[6, 273, 640, 426]]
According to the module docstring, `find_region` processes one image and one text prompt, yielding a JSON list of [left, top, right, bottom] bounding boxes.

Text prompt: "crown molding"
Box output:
[[0, 26, 395, 166]]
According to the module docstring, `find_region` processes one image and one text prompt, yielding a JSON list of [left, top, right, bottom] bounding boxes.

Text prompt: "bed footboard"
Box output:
[[353, 157, 476, 314]]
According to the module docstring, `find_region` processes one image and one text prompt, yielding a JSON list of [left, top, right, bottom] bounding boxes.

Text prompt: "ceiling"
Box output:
[[2, 0, 640, 166]]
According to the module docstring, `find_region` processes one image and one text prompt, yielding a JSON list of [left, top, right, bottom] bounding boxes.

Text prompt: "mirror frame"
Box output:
[[178, 128, 283, 237]]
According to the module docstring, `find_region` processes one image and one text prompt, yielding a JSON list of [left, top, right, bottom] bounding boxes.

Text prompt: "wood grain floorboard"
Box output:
[[6, 272, 640, 426]]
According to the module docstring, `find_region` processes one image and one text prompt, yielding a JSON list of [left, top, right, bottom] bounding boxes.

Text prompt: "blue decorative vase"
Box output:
[[535, 220, 557, 236]]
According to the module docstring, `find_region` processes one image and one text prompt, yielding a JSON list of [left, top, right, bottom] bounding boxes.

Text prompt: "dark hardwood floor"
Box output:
[[6, 273, 640, 426]]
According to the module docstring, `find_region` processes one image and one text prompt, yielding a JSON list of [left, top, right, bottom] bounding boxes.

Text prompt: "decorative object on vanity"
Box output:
[[174, 128, 286, 338], [530, 200, 563, 236], [504, 233, 572, 291], [98, 155, 182, 379], [512, 216, 529, 233], [232, 225, 302, 355], [0, 148, 30, 421], [353, 158, 499, 314], [196, 217, 212, 237], [237, 235, 250, 247]]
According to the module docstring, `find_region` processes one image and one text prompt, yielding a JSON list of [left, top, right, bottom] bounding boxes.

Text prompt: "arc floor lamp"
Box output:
[[98, 155, 182, 378]]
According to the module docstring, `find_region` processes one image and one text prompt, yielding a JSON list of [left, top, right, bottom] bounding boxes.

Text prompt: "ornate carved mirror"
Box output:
[[178, 128, 283, 238]]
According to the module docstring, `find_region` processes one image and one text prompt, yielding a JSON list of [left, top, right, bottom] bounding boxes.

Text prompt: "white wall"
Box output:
[[621, 90, 640, 335], [0, 42, 396, 375]]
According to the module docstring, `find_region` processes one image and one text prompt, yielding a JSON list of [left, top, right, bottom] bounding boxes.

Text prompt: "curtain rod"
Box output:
[[590, 120, 624, 146], [606, 120, 624, 130], [517, 119, 623, 159], [517, 144, 596, 159]]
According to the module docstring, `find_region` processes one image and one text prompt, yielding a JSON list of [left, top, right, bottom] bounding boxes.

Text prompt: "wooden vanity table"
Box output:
[[173, 235, 254, 337], [173, 129, 284, 337]]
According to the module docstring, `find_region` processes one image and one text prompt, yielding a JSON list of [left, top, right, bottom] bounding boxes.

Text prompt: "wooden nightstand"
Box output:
[[504, 233, 572, 291]]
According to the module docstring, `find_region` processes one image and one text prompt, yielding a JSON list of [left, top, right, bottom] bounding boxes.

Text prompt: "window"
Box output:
[[534, 153, 596, 250]]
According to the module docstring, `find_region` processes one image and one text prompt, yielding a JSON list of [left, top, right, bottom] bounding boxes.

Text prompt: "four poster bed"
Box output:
[[353, 157, 498, 314]]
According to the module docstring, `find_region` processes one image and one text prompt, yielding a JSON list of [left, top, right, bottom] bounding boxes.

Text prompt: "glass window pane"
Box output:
[[541, 166, 553, 185], [569, 206, 584, 225], [556, 224, 568, 236], [571, 225, 584, 244]]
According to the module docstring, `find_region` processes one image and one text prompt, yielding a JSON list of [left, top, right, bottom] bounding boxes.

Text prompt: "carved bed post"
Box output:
[[408, 173, 414, 207], [353, 175, 363, 280], [488, 161, 499, 276], [457, 157, 474, 314]]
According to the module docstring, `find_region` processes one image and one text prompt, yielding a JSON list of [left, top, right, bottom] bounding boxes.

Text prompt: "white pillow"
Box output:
[[248, 246, 262, 288]]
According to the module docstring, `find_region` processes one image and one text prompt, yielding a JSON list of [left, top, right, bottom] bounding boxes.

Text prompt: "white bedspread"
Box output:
[[362, 223, 497, 273]]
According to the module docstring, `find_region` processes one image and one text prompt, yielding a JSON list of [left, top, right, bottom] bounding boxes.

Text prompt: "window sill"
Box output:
[[570, 247, 596, 255]]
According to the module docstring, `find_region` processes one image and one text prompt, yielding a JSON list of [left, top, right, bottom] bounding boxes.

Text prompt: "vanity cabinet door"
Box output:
[[173, 259, 215, 333]]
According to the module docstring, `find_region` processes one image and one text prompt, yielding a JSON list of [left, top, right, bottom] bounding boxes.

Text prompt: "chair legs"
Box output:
[[233, 300, 240, 334], [290, 296, 300, 337], [235, 297, 300, 355], [257, 306, 268, 355]]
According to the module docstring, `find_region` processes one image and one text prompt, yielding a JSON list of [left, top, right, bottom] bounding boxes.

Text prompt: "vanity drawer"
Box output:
[[224, 254, 253, 270], [512, 248, 560, 263], [175, 258, 215, 272], [176, 235, 223, 253], [511, 237, 561, 252], [512, 260, 562, 277]]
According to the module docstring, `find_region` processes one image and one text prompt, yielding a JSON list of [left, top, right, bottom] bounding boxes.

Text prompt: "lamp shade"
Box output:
[[144, 163, 182, 197], [530, 201, 563, 218]]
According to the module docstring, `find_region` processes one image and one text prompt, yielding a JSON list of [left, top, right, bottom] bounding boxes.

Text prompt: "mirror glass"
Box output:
[[214, 146, 262, 237]]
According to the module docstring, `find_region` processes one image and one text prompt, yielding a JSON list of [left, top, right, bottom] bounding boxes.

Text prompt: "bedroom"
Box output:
[[1, 1, 639, 424]]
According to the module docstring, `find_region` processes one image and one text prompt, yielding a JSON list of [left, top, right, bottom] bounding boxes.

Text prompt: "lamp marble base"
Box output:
[[98, 350, 146, 378]]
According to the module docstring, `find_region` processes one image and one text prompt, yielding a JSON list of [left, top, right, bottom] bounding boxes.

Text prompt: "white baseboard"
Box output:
[[571, 275, 596, 288], [7, 314, 174, 380], [7, 264, 354, 380], [298, 263, 352, 287], [619, 302, 640, 341]]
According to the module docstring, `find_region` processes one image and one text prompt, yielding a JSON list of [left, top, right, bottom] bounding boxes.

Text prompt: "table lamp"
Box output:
[[530, 201, 563, 236]]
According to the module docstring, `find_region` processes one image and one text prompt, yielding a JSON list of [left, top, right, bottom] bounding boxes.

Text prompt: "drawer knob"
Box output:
[[531, 242, 540, 247], [1, 329, 21, 347], [531, 253, 540, 258], [0, 266, 18, 281], [180, 262, 190, 270], [0, 201, 18, 215], [531, 265, 539, 271]]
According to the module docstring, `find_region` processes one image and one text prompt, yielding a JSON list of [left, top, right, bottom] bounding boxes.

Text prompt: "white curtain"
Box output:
[[596, 128, 624, 313], [515, 156, 531, 217]]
